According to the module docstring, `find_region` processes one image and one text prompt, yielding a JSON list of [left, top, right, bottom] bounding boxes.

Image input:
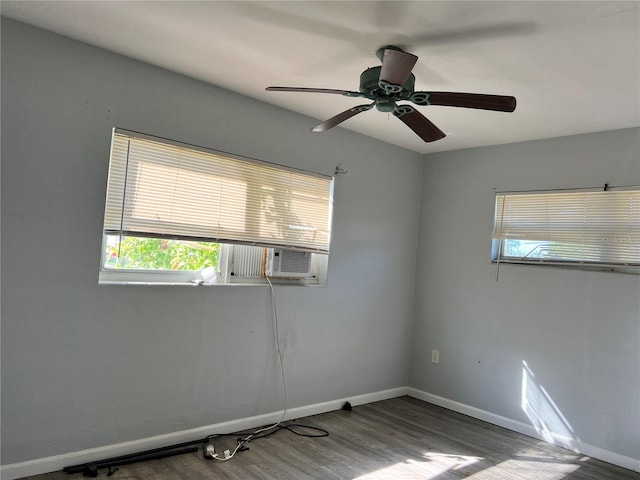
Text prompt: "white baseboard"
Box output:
[[0, 387, 408, 480], [407, 387, 640, 473]]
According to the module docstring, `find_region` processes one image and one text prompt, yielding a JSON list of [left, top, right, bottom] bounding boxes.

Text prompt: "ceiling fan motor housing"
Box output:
[[359, 66, 415, 100]]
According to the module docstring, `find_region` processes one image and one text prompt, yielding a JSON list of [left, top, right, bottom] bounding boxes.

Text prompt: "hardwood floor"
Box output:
[[23, 396, 639, 480]]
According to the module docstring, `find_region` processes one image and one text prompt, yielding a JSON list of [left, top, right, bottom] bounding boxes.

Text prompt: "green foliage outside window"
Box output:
[[104, 236, 219, 271]]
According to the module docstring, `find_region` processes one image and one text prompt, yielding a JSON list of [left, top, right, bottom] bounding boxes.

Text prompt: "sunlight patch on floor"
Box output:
[[514, 445, 582, 462], [352, 452, 482, 479], [465, 459, 579, 479], [353, 456, 579, 480]]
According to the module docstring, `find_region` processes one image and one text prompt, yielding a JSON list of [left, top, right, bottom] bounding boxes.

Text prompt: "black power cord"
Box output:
[[244, 423, 329, 442], [202, 422, 329, 461]]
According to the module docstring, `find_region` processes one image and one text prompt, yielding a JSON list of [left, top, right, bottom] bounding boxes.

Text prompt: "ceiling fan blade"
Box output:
[[379, 48, 418, 87], [393, 106, 446, 143], [266, 86, 362, 97], [311, 104, 374, 132], [416, 92, 516, 112], [411, 21, 538, 46]]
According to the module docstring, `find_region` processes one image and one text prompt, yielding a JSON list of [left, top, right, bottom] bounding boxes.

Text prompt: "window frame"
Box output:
[[98, 128, 332, 286]]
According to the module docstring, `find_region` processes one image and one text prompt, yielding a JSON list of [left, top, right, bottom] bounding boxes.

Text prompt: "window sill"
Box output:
[[98, 276, 326, 287], [491, 259, 640, 275]]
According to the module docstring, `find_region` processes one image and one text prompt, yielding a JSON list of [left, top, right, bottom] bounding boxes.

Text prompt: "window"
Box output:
[[492, 188, 639, 273], [99, 129, 333, 285]]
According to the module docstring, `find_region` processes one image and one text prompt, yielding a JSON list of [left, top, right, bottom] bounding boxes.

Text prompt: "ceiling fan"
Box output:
[[266, 46, 516, 143]]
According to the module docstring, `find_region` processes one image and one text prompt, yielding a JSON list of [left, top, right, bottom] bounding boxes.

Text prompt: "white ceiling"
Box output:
[[2, 1, 639, 154]]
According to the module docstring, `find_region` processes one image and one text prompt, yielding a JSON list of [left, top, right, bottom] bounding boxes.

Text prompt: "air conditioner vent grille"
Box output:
[[266, 249, 312, 278]]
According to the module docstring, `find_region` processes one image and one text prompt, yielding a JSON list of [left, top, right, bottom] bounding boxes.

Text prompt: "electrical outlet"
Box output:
[[431, 349, 440, 364]]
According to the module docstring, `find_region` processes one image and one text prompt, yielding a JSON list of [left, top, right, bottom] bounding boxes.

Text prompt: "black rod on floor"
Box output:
[[63, 442, 201, 475]]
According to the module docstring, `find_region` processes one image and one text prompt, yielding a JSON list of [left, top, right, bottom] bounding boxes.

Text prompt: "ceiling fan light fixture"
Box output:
[[376, 97, 397, 112]]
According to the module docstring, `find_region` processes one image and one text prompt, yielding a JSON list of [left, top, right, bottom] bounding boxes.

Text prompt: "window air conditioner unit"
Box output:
[[265, 248, 312, 278]]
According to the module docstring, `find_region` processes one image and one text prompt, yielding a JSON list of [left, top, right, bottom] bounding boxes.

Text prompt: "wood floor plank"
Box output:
[[21, 396, 640, 480]]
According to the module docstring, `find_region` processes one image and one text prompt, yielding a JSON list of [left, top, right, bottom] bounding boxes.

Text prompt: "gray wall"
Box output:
[[410, 128, 640, 460], [3, 16, 639, 470], [0, 19, 422, 464]]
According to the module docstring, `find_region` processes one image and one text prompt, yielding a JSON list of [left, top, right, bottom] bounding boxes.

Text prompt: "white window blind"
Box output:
[[103, 129, 333, 253], [492, 189, 639, 269]]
